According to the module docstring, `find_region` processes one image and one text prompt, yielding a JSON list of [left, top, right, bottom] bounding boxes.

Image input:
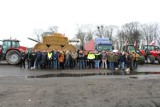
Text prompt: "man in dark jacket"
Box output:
[[41, 50, 47, 69], [119, 52, 126, 75], [26, 50, 31, 69], [78, 50, 85, 69], [30, 50, 37, 69], [52, 50, 58, 69], [20, 51, 26, 68], [36, 50, 42, 69]]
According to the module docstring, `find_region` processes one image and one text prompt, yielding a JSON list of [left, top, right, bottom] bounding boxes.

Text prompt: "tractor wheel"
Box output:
[[138, 56, 145, 65], [6, 50, 21, 65], [147, 55, 155, 64]]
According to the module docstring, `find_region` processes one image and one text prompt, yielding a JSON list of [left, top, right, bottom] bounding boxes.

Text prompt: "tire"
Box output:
[[138, 56, 145, 65], [147, 55, 155, 64], [6, 50, 21, 65]]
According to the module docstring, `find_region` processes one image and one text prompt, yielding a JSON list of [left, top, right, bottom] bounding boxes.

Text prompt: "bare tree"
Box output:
[[141, 23, 160, 45], [85, 24, 95, 42], [116, 29, 126, 50], [33, 29, 44, 42], [75, 25, 87, 50], [96, 25, 104, 38], [96, 25, 117, 40], [48, 26, 58, 33], [121, 22, 141, 44]]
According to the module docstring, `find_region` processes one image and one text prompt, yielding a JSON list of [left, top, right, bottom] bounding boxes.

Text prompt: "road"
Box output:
[[0, 64, 160, 107]]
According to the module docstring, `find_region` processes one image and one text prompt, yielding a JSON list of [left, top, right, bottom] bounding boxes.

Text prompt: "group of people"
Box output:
[[19, 49, 140, 75]]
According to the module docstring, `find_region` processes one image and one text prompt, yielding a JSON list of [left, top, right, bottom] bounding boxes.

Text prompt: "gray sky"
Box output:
[[0, 0, 160, 47]]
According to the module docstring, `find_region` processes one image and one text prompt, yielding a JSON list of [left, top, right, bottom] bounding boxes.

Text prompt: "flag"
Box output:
[[150, 41, 155, 46], [134, 41, 136, 48]]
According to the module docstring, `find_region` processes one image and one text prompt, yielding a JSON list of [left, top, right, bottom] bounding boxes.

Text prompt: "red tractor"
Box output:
[[0, 39, 27, 65], [139, 45, 160, 64]]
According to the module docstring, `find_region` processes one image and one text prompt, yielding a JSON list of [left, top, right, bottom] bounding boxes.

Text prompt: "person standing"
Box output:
[[119, 52, 126, 75], [36, 50, 42, 69], [87, 51, 95, 69], [30, 49, 37, 69], [71, 51, 78, 69], [114, 52, 120, 70], [129, 52, 134, 73], [83, 50, 89, 69], [133, 52, 139, 69], [58, 51, 65, 69], [65, 50, 71, 69], [101, 51, 107, 69], [41, 50, 47, 69], [20, 51, 26, 68], [47, 50, 52, 69], [78, 50, 85, 69], [108, 52, 115, 75], [94, 51, 101, 69], [52, 50, 58, 69], [26, 50, 31, 69]]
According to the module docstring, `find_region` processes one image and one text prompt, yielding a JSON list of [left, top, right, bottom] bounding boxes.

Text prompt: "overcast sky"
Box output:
[[0, 0, 160, 47]]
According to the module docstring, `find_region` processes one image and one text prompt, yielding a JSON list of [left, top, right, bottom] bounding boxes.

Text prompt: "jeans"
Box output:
[[65, 59, 70, 69], [52, 59, 58, 69], [110, 62, 114, 75], [36, 58, 41, 69], [133, 60, 138, 69], [95, 60, 100, 69], [120, 62, 125, 75], [79, 60, 85, 69], [101, 60, 107, 69]]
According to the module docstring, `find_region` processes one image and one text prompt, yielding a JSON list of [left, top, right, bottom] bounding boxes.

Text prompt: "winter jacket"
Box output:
[[58, 53, 64, 62], [78, 52, 85, 60], [36, 51, 42, 60], [95, 53, 101, 60], [52, 52, 58, 60], [30, 52, 36, 61], [133, 53, 140, 61], [108, 54, 115, 62], [21, 52, 26, 61], [114, 54, 120, 63], [119, 54, 126, 62], [101, 52, 107, 60], [65, 52, 71, 60], [41, 52, 47, 63], [71, 52, 78, 59]]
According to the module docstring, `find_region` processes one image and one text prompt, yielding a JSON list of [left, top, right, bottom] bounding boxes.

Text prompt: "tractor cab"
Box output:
[[2, 39, 20, 54], [140, 45, 160, 55], [141, 45, 159, 51], [0, 39, 26, 65]]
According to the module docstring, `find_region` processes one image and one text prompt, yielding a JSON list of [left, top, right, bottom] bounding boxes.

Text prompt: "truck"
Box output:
[[84, 38, 113, 51], [0, 39, 27, 65]]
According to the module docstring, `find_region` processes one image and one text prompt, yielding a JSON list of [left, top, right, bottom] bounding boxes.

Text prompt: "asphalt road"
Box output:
[[0, 64, 160, 107]]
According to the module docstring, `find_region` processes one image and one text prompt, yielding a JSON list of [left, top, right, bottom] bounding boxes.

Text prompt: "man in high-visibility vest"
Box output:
[[47, 50, 52, 69], [87, 51, 95, 69]]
